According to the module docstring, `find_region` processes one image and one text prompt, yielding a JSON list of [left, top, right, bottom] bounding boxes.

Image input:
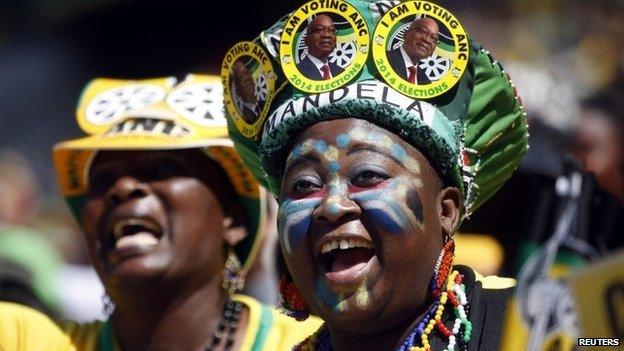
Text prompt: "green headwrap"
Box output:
[[221, 0, 528, 216]]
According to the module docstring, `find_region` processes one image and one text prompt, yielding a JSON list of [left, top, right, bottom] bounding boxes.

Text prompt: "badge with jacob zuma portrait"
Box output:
[[279, 0, 369, 93], [222, 41, 276, 138], [372, 1, 469, 99]]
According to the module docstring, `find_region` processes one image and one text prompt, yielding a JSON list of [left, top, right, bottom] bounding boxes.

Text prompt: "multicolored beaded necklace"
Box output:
[[294, 271, 471, 351], [397, 271, 472, 351], [294, 242, 472, 351]]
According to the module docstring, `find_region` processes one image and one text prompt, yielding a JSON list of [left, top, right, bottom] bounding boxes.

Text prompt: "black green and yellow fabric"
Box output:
[[0, 296, 323, 351], [53, 74, 266, 273], [221, 0, 528, 216]]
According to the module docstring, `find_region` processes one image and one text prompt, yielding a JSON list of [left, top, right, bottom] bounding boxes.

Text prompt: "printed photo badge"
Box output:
[[372, 1, 469, 99], [279, 0, 369, 93], [222, 41, 276, 139]]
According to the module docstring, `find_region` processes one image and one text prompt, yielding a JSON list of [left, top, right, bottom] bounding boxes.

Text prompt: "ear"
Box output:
[[436, 187, 461, 238], [223, 217, 248, 247]]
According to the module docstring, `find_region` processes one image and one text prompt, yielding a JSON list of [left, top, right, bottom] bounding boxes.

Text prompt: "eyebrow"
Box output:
[[284, 154, 322, 177], [346, 144, 407, 170]]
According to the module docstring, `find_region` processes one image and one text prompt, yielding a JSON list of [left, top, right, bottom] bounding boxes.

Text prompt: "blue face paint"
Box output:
[[282, 131, 428, 314], [315, 277, 345, 312], [406, 189, 424, 223], [314, 140, 328, 153], [328, 161, 341, 173], [281, 137, 346, 253], [283, 130, 425, 247], [290, 144, 303, 159], [350, 179, 426, 234], [390, 143, 407, 161], [347, 128, 422, 177], [351, 181, 408, 234], [366, 208, 404, 234], [336, 134, 351, 149], [278, 197, 321, 254]]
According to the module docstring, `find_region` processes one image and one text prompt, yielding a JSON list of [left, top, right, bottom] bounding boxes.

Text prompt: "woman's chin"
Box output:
[[312, 286, 390, 333], [321, 304, 387, 334]]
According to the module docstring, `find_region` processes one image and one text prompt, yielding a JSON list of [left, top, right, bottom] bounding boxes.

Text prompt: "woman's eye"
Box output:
[[352, 170, 389, 187], [89, 169, 116, 195], [148, 160, 186, 179], [292, 178, 322, 195]]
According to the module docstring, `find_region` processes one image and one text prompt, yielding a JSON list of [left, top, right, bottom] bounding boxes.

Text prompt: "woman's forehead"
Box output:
[[294, 119, 403, 145], [283, 118, 443, 186], [289, 119, 417, 160], [88, 149, 214, 179], [92, 149, 201, 164]]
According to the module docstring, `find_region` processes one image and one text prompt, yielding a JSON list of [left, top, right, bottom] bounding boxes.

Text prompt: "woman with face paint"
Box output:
[[222, 1, 528, 350], [0, 75, 321, 351]]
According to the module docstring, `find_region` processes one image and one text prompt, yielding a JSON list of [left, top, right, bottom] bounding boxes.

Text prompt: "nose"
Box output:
[[420, 35, 433, 45], [105, 176, 150, 205], [313, 190, 361, 224]]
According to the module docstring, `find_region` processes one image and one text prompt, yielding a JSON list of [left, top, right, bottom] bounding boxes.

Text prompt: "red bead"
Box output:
[[280, 274, 309, 311], [436, 319, 452, 337], [448, 291, 460, 307]]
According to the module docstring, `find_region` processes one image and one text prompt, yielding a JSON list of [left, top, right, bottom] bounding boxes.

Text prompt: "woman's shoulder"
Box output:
[[233, 294, 323, 351], [0, 301, 111, 351], [455, 265, 516, 291], [455, 266, 516, 351], [0, 302, 81, 351], [57, 319, 108, 350], [474, 270, 516, 292]]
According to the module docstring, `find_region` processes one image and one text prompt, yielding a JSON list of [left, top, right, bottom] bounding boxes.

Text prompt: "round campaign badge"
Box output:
[[279, 0, 369, 93], [372, 1, 469, 99], [222, 41, 276, 138]]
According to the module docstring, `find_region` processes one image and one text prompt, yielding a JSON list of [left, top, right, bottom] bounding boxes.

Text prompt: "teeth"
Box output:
[[115, 232, 159, 249], [112, 218, 160, 240], [339, 239, 348, 249], [320, 238, 374, 254]]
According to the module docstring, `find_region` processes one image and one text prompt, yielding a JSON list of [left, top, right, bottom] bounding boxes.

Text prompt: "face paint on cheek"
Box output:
[[315, 277, 346, 312], [291, 138, 345, 215], [282, 139, 342, 255], [315, 277, 373, 312], [406, 188, 425, 223], [351, 179, 427, 233], [278, 197, 321, 254], [351, 180, 409, 234], [354, 283, 372, 308]]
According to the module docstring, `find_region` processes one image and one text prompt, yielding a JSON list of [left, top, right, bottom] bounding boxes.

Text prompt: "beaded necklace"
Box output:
[[293, 270, 472, 351], [205, 299, 243, 351]]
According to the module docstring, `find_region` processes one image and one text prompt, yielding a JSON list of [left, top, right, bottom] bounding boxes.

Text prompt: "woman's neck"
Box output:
[[325, 304, 432, 351], [109, 276, 246, 351]]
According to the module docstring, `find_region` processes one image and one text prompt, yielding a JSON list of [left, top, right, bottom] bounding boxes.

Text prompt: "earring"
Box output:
[[101, 293, 115, 316], [278, 273, 310, 321], [429, 238, 455, 297], [223, 248, 245, 296]]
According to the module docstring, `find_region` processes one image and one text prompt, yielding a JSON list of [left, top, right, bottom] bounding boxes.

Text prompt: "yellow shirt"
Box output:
[[0, 295, 322, 351]]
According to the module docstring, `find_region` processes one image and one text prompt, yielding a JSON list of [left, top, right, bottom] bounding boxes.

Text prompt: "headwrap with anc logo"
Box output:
[[53, 74, 266, 273], [221, 0, 528, 217]]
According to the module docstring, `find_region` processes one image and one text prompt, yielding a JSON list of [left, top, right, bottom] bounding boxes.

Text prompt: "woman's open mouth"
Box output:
[[317, 237, 377, 287], [103, 217, 164, 264]]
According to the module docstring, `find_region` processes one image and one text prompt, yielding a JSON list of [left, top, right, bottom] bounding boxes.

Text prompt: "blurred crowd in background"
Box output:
[[0, 0, 622, 323]]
